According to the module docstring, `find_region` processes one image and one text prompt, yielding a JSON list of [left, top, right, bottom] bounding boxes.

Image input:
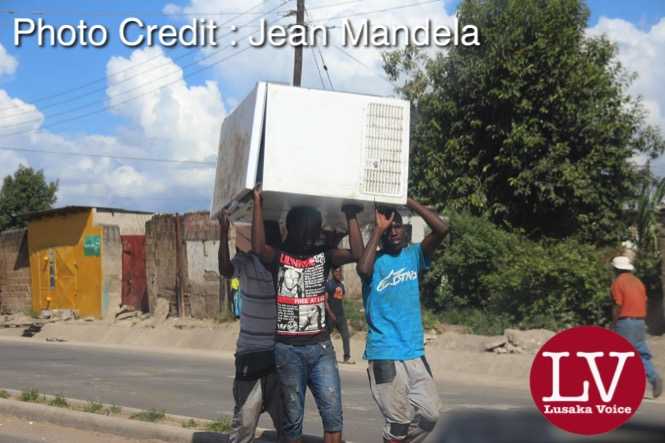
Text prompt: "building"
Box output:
[[26, 206, 153, 319]]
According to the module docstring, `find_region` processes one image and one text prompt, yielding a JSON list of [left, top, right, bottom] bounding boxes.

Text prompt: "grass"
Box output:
[[206, 416, 232, 433], [20, 389, 41, 403], [0, 390, 9, 399], [182, 418, 199, 429], [83, 401, 105, 414], [436, 308, 512, 336], [107, 404, 122, 415], [48, 394, 69, 408], [130, 409, 165, 423]]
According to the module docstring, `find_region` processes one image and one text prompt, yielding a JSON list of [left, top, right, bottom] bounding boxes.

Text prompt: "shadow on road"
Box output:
[[426, 409, 665, 443]]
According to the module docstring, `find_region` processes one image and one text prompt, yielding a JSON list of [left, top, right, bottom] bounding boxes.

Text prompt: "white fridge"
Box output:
[[211, 82, 411, 230]]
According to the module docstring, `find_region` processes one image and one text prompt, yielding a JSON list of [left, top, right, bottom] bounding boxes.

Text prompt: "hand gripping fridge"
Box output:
[[210, 82, 411, 229]]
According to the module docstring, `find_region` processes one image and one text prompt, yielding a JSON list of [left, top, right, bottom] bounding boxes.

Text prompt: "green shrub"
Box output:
[[182, 418, 199, 429], [130, 409, 165, 423], [48, 394, 69, 408], [424, 212, 613, 330], [206, 417, 232, 433], [20, 389, 41, 402], [84, 401, 105, 414], [0, 390, 9, 399]]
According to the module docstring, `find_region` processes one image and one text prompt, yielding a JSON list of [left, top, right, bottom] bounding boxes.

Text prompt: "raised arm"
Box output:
[[407, 197, 449, 258], [356, 210, 393, 279], [218, 211, 234, 278], [251, 186, 277, 264], [329, 205, 365, 267]]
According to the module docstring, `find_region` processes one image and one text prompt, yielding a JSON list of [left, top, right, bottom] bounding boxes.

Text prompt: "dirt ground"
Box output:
[[0, 414, 167, 443], [3, 314, 665, 389]]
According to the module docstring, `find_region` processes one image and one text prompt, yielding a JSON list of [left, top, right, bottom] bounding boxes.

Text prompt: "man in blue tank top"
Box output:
[[357, 198, 448, 443]]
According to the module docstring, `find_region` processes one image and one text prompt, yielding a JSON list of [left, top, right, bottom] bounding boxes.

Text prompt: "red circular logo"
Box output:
[[530, 326, 645, 435]]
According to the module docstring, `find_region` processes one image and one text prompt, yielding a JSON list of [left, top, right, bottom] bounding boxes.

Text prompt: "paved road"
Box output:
[[1, 338, 665, 442]]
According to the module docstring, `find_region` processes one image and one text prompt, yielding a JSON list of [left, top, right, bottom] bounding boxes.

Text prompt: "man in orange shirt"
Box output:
[[611, 256, 662, 398]]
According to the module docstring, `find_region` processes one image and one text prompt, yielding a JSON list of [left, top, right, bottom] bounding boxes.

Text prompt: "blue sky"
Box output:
[[0, 0, 664, 214]]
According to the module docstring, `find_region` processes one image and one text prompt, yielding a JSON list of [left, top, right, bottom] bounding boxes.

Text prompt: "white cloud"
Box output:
[[165, 0, 457, 100], [0, 43, 18, 76], [106, 47, 225, 162], [0, 47, 226, 212], [588, 18, 665, 175]]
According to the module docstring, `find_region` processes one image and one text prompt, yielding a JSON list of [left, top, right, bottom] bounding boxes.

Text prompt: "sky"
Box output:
[[0, 0, 664, 214]]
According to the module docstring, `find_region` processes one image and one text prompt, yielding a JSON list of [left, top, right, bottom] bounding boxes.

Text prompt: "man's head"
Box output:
[[285, 206, 322, 253], [332, 266, 343, 282], [264, 220, 281, 248], [377, 206, 405, 253], [611, 256, 634, 275]]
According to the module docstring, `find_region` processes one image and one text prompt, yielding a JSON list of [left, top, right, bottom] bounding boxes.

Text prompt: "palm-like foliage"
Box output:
[[635, 175, 665, 255]]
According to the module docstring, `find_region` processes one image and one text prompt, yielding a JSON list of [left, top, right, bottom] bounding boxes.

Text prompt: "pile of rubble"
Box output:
[[484, 329, 555, 354]]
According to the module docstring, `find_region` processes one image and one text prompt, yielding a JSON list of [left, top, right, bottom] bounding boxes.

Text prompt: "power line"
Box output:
[[0, 1, 433, 137], [0, 0, 364, 17], [0, 0, 287, 113], [306, 10, 334, 90], [0, 146, 216, 165], [0, 29, 262, 138], [331, 44, 394, 86], [308, 0, 440, 24], [0, 6, 291, 131], [310, 45, 327, 88]]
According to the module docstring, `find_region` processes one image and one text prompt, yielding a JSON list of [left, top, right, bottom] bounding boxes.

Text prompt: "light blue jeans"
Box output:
[[614, 318, 661, 386]]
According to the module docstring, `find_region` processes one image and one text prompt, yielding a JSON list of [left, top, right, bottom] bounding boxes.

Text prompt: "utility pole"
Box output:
[[293, 0, 305, 87]]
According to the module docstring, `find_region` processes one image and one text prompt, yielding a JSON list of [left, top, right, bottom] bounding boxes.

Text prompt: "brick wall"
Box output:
[[0, 229, 31, 314]]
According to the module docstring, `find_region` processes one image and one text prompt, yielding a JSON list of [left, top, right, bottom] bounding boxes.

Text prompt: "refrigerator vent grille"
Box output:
[[361, 103, 405, 196]]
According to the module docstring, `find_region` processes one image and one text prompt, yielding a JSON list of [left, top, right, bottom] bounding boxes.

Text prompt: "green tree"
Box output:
[[384, 0, 664, 244], [0, 165, 58, 231]]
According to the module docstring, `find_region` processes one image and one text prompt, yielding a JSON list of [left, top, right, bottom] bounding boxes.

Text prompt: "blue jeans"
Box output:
[[614, 319, 661, 386], [274, 340, 343, 440]]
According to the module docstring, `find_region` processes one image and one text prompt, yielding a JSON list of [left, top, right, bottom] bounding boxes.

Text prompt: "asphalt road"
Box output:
[[1, 338, 665, 442]]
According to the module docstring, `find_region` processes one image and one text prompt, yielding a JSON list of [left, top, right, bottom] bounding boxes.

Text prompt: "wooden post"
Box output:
[[293, 0, 305, 87]]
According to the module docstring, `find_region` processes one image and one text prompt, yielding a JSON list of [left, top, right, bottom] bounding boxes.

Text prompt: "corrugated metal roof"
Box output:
[[25, 206, 153, 221]]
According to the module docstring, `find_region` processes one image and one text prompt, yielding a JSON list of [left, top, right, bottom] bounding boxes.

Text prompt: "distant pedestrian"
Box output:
[[610, 256, 663, 399], [219, 212, 285, 443], [325, 266, 354, 364]]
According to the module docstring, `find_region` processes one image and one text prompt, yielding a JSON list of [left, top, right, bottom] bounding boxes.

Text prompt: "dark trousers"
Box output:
[[327, 314, 351, 360]]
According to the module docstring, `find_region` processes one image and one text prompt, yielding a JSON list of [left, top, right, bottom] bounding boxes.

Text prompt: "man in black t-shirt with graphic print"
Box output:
[[252, 187, 364, 443]]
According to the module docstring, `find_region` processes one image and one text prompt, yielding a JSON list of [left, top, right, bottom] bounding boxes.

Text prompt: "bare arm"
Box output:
[[330, 205, 366, 266], [251, 187, 277, 265], [218, 212, 234, 278], [356, 211, 393, 279], [611, 304, 621, 330], [407, 197, 449, 258]]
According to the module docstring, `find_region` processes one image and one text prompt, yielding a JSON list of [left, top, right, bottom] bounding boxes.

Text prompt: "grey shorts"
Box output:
[[230, 371, 284, 443], [368, 357, 441, 442]]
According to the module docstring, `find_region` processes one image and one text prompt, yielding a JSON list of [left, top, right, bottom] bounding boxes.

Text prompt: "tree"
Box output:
[[0, 165, 58, 231], [384, 0, 664, 244]]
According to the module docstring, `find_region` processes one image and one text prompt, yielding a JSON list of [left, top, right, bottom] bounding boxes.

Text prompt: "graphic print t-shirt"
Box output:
[[362, 244, 429, 361], [275, 250, 331, 345]]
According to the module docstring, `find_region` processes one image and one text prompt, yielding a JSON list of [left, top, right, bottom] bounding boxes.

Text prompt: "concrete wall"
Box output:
[[183, 213, 221, 319], [0, 229, 31, 314], [145, 215, 178, 316], [145, 213, 224, 319], [101, 225, 122, 319], [93, 209, 153, 235]]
